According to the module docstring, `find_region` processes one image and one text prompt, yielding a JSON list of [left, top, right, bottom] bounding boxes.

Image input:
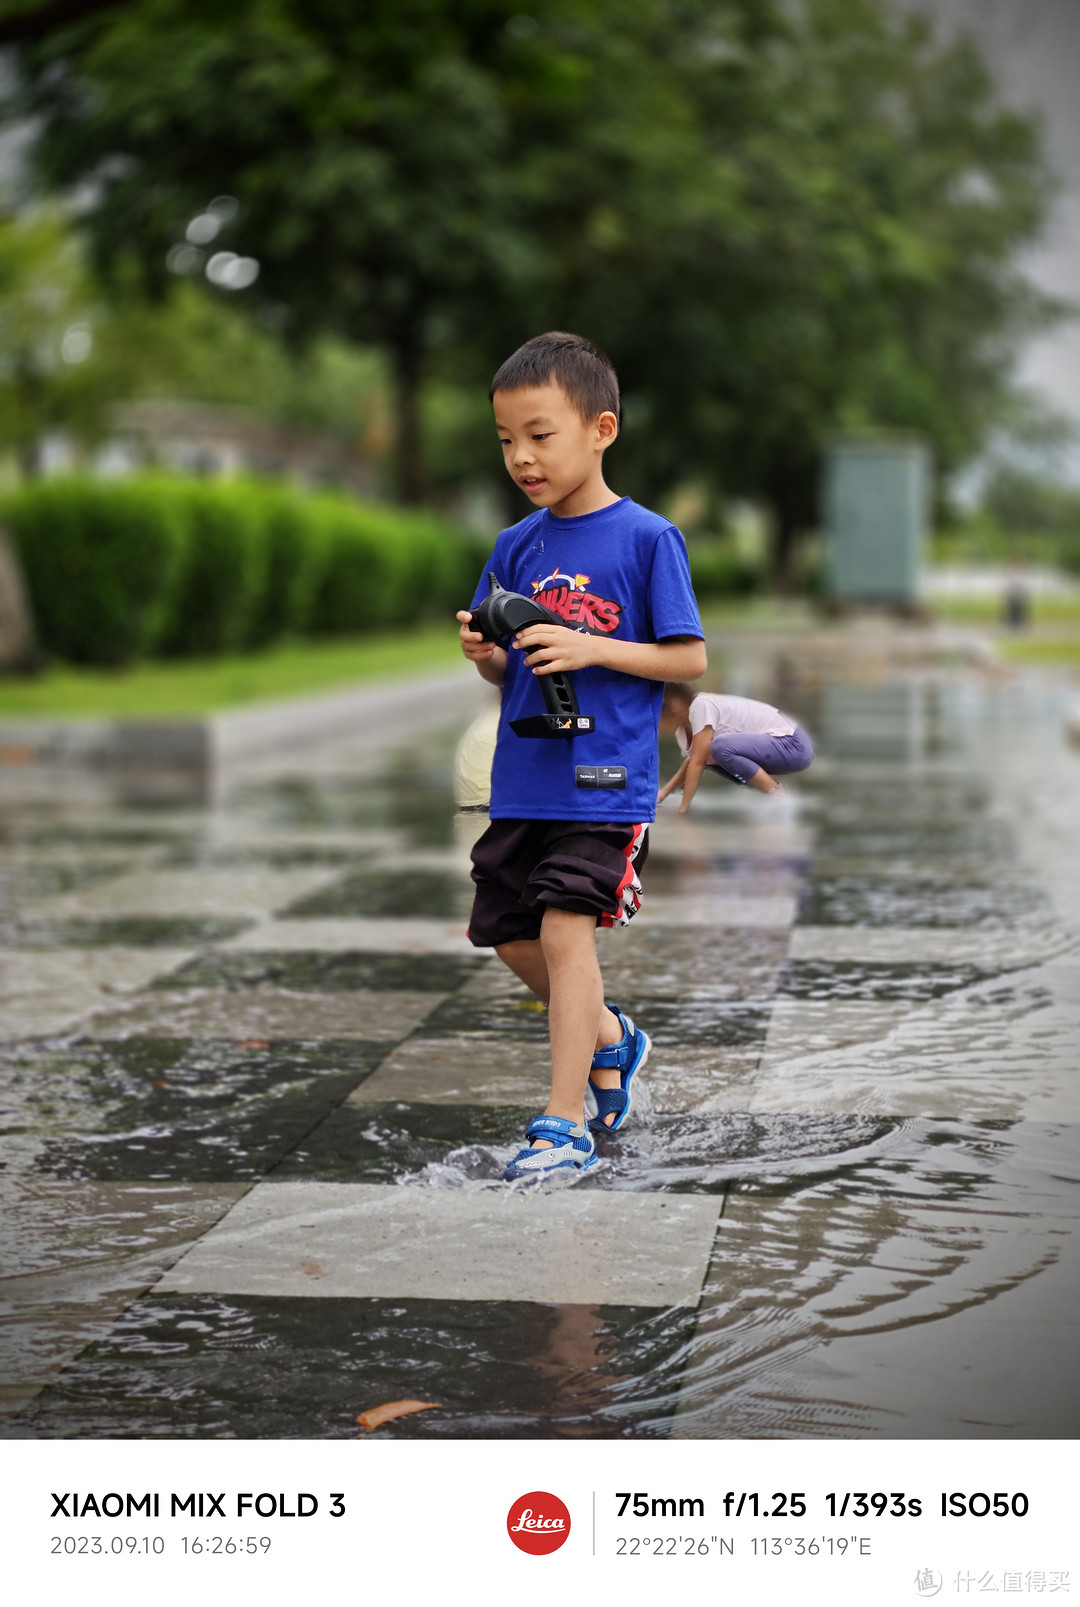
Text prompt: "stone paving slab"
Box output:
[[0, 1183, 247, 1414], [156, 1181, 721, 1307], [640, 894, 797, 927], [647, 818, 814, 859], [280, 866, 473, 921], [223, 917, 474, 955], [759, 997, 917, 1067], [646, 1044, 766, 1113], [82, 987, 446, 1042], [7, 915, 251, 950], [747, 974, 1080, 1122], [0, 1179, 250, 1279], [272, 1101, 528, 1183], [158, 948, 484, 993], [356, 1025, 768, 1113], [353, 1036, 550, 1106], [597, 925, 791, 1003], [0, 947, 194, 1037], [799, 873, 1055, 929], [30, 867, 339, 921], [789, 925, 1078, 966], [775, 958, 1010, 1002], [176, 827, 402, 856]]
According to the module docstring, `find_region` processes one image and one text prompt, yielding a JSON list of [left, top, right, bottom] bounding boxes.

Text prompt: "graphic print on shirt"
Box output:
[[530, 565, 622, 634]]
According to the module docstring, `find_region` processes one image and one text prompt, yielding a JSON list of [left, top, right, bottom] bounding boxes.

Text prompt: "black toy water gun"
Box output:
[[468, 573, 595, 738]]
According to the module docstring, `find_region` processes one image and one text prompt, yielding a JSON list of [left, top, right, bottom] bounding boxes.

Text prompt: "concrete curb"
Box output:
[[0, 663, 481, 775]]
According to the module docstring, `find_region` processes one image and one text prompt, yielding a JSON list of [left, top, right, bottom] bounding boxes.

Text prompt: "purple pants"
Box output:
[[707, 725, 814, 784]]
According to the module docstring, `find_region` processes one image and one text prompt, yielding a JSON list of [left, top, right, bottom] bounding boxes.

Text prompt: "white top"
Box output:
[[675, 692, 796, 756], [453, 698, 500, 807]]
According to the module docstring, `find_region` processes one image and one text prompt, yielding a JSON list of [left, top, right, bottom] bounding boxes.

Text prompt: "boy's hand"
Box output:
[[513, 623, 600, 674], [457, 610, 507, 686], [457, 610, 496, 662]]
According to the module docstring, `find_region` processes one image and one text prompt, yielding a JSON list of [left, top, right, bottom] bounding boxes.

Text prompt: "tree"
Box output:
[[3, 0, 1059, 578], [0, 207, 394, 479], [5, 0, 539, 502], [517, 0, 1059, 581], [0, 208, 99, 473]]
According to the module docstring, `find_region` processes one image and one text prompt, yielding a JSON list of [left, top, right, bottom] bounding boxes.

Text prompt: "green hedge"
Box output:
[[3, 478, 188, 665], [4, 475, 484, 666], [157, 481, 268, 656]]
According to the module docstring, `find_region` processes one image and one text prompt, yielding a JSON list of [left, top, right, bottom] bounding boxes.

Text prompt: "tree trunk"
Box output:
[[767, 463, 816, 593], [770, 502, 799, 595], [0, 522, 39, 670], [390, 331, 425, 505]]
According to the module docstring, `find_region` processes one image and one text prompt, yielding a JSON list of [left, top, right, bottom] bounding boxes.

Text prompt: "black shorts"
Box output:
[[468, 818, 649, 948]]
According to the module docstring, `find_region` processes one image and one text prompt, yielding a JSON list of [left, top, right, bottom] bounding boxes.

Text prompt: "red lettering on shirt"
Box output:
[[535, 586, 623, 634], [587, 596, 622, 632]]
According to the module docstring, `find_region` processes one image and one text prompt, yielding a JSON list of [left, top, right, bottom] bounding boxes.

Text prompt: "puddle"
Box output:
[[8, 917, 250, 949], [283, 867, 473, 920], [777, 960, 1014, 1000], [798, 875, 1057, 929], [2, 1293, 694, 1439], [1, 1038, 385, 1181], [1, 673, 1077, 1437], [157, 950, 486, 992]]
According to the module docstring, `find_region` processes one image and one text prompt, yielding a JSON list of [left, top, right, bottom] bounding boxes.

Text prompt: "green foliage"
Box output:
[[307, 499, 475, 634], [0, 209, 103, 469], [4, 0, 1059, 568], [981, 469, 1080, 574], [245, 485, 329, 646], [4, 473, 482, 664], [685, 539, 763, 599], [4, 476, 187, 663], [0, 209, 397, 499], [0, 626, 465, 717], [156, 480, 267, 655]]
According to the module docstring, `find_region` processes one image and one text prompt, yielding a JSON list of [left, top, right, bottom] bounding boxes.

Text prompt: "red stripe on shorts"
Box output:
[[599, 823, 645, 929]]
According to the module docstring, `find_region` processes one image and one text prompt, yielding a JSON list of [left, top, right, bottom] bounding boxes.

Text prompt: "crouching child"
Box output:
[[659, 684, 814, 812]]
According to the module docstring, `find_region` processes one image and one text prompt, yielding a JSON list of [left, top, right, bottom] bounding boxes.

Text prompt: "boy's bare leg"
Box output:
[[541, 907, 604, 1143], [496, 937, 623, 1052], [746, 765, 782, 793], [496, 914, 624, 1146]]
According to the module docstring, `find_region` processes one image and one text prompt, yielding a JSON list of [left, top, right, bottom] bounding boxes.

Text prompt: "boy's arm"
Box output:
[[677, 726, 714, 814], [512, 626, 706, 682], [657, 755, 689, 802], [456, 610, 507, 687]]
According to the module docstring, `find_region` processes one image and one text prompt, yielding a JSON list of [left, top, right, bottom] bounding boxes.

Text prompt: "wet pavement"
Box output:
[[1, 640, 1079, 1438]]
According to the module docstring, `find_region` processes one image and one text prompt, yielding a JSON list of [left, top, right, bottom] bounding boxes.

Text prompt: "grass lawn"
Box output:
[[997, 635, 1080, 664], [0, 625, 464, 718], [929, 593, 1080, 625]]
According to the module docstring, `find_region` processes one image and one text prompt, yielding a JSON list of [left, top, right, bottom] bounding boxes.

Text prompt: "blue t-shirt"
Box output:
[[470, 498, 703, 822]]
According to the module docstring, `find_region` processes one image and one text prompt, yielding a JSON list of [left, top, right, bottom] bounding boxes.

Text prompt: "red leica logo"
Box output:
[[506, 1491, 571, 1555]]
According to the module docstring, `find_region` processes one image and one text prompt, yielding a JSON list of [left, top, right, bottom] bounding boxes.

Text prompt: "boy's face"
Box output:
[[493, 382, 617, 512]]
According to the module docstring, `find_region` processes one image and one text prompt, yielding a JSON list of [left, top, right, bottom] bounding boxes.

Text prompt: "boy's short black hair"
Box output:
[[491, 331, 621, 427]]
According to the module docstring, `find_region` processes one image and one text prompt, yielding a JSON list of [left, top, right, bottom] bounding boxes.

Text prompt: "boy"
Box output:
[[456, 331, 706, 1180], [658, 683, 814, 813]]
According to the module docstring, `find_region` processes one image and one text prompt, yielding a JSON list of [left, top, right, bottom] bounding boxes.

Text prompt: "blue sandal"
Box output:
[[504, 1114, 598, 1181], [588, 1005, 650, 1133]]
